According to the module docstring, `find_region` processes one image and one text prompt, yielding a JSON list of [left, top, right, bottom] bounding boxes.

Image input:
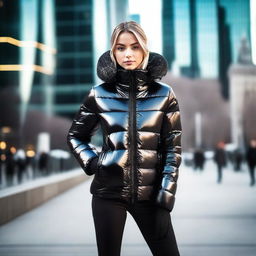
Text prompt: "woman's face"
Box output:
[[114, 32, 144, 70]]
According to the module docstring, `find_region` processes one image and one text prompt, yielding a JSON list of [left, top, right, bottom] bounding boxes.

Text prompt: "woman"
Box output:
[[67, 21, 182, 256]]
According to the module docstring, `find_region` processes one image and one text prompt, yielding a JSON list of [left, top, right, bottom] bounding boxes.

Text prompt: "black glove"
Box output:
[[156, 189, 175, 212]]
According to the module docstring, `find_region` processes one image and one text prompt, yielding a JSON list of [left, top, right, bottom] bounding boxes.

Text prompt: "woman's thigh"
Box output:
[[129, 201, 180, 256], [91, 196, 127, 256]]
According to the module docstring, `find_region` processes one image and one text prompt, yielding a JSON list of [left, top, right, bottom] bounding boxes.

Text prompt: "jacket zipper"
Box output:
[[129, 71, 137, 204]]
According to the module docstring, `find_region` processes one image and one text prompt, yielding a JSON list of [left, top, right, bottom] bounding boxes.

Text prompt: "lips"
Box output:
[[124, 61, 135, 64]]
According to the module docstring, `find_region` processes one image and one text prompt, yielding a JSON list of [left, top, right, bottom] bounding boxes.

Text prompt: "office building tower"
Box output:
[[218, 0, 251, 99], [196, 0, 218, 78], [106, 0, 129, 34], [54, 0, 94, 118], [220, 0, 251, 63], [0, 0, 20, 89], [93, 0, 128, 84], [217, 4, 232, 99], [0, 0, 56, 116], [188, 0, 200, 77], [179, 0, 200, 77], [173, 0, 250, 99], [0, 0, 56, 147], [162, 0, 175, 69], [173, 0, 190, 76]]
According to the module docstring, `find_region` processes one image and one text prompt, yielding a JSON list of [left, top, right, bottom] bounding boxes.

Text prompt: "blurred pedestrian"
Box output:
[[193, 148, 205, 171], [214, 141, 227, 183], [6, 147, 16, 186], [246, 139, 256, 186], [0, 151, 5, 187], [67, 21, 182, 256], [38, 152, 49, 176], [233, 149, 244, 171], [14, 149, 27, 184], [26, 150, 36, 179]]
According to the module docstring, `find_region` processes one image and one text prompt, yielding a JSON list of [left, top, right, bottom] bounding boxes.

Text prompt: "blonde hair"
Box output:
[[110, 21, 149, 70]]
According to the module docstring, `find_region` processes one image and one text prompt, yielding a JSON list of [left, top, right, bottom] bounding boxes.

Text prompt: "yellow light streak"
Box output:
[[0, 37, 56, 55], [0, 64, 53, 75], [1, 127, 11, 133]]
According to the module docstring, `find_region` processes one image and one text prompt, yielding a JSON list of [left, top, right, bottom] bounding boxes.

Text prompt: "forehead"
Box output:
[[116, 32, 138, 45]]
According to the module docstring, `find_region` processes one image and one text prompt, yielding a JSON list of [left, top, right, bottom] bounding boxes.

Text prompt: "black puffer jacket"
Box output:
[[67, 51, 182, 212]]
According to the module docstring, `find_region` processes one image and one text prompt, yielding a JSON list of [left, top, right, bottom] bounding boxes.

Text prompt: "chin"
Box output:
[[124, 65, 137, 70]]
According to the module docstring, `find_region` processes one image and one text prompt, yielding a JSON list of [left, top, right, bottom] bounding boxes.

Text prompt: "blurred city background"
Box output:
[[0, 0, 256, 255]]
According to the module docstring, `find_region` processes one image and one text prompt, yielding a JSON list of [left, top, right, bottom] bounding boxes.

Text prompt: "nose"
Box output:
[[125, 48, 132, 58]]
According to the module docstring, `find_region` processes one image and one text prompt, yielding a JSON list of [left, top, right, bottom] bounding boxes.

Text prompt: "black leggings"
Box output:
[[92, 196, 180, 256]]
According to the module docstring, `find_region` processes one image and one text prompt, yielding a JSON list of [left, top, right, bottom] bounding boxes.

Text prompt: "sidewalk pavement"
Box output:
[[0, 160, 255, 256]]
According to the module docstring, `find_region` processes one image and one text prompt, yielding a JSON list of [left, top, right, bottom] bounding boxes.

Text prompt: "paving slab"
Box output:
[[0, 160, 255, 256]]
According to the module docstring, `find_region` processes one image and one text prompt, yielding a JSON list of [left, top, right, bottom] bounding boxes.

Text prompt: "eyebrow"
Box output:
[[115, 42, 139, 46]]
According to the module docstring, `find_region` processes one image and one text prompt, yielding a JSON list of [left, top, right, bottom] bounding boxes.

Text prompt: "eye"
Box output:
[[132, 45, 140, 50], [116, 46, 124, 51]]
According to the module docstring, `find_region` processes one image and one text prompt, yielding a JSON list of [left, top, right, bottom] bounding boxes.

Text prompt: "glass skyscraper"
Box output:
[[220, 0, 251, 62], [0, 0, 56, 147], [197, 0, 218, 78], [173, 0, 191, 75], [163, 0, 251, 98], [54, 0, 94, 118], [173, 0, 219, 78], [0, 0, 56, 116], [162, 0, 175, 69]]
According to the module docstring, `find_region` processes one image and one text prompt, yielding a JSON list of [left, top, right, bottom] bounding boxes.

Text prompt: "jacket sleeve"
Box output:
[[67, 87, 99, 175], [156, 88, 182, 212]]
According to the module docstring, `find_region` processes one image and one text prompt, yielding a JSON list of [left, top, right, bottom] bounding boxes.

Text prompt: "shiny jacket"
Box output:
[[67, 51, 182, 212]]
